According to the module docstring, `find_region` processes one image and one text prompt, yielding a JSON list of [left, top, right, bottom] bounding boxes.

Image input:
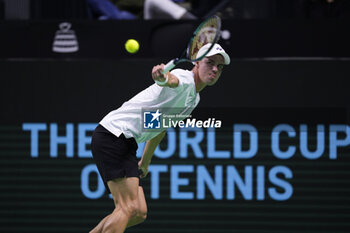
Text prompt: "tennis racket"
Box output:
[[162, 15, 222, 74]]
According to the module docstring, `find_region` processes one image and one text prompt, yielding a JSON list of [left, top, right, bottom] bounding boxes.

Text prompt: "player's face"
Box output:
[[197, 54, 225, 86]]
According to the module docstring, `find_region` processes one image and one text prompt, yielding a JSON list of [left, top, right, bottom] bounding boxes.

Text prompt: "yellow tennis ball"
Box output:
[[125, 39, 140, 54]]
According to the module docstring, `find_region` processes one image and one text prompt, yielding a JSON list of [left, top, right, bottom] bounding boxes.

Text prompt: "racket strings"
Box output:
[[189, 16, 220, 60]]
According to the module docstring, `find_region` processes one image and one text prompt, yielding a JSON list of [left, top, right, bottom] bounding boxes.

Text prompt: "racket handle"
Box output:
[[162, 59, 176, 74]]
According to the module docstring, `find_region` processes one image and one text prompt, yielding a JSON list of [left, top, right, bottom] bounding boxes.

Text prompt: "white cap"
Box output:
[[195, 43, 230, 65]]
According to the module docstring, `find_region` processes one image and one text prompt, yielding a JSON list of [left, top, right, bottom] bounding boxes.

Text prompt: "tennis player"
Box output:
[[90, 43, 230, 233]]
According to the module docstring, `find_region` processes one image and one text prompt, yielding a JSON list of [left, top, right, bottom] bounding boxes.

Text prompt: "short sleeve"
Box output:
[[170, 69, 195, 94]]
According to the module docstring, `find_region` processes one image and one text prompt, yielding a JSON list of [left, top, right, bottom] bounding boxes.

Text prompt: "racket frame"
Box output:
[[162, 15, 222, 74]]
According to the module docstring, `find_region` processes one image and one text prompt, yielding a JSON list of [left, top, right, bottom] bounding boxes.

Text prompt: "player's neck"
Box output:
[[193, 69, 206, 93]]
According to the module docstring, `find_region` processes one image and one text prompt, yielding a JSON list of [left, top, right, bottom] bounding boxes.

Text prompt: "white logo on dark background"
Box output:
[[142, 108, 221, 130], [52, 22, 79, 53], [143, 110, 162, 129]]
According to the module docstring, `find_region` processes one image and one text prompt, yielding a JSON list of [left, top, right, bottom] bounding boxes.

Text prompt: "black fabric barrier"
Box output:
[[1, 59, 350, 233], [0, 19, 350, 59]]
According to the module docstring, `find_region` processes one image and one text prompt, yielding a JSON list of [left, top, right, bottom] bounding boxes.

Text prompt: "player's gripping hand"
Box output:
[[152, 64, 167, 85], [152, 64, 179, 88], [138, 160, 149, 179]]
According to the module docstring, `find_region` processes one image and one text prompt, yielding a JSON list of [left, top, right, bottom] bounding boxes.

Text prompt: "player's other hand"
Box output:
[[138, 160, 149, 179], [152, 64, 167, 83]]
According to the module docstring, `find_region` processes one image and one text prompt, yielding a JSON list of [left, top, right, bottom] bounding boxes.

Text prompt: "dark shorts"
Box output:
[[91, 124, 140, 192]]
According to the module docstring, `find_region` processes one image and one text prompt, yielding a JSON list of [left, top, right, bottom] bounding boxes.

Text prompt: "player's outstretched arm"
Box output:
[[152, 64, 179, 88], [138, 131, 166, 178]]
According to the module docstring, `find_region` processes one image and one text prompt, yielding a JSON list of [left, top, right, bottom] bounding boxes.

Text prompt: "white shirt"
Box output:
[[100, 69, 200, 143]]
